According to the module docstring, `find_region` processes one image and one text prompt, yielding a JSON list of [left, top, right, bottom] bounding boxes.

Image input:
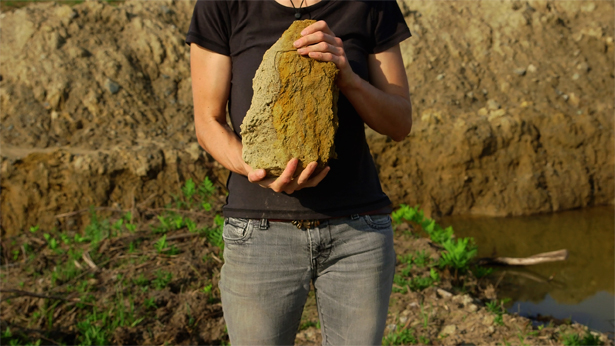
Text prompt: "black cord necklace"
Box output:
[[289, 0, 306, 19]]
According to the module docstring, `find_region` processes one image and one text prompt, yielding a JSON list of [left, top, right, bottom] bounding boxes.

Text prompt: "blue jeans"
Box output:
[[219, 214, 396, 345]]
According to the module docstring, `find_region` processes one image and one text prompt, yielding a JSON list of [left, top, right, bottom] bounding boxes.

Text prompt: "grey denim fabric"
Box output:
[[219, 214, 396, 346]]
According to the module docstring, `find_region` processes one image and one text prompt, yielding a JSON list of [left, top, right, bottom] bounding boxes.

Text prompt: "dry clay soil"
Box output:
[[1, 0, 614, 235]]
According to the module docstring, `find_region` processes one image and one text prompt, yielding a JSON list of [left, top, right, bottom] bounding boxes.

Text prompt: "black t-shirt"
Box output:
[[186, 0, 411, 219]]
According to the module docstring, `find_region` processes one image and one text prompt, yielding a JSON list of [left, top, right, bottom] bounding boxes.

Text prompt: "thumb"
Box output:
[[248, 168, 266, 182]]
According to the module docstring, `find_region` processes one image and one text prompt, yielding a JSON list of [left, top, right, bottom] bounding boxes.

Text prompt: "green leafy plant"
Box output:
[[383, 328, 417, 346], [132, 274, 149, 287], [152, 270, 172, 290], [60, 233, 71, 245], [393, 205, 478, 276], [393, 273, 438, 294], [185, 218, 197, 233], [43, 233, 59, 250], [182, 178, 197, 202], [154, 215, 172, 234], [486, 298, 510, 326], [439, 237, 477, 273], [112, 218, 123, 231], [198, 177, 216, 210], [143, 298, 157, 310], [29, 225, 39, 233], [76, 286, 143, 346], [419, 302, 430, 328], [153, 235, 180, 255], [562, 329, 603, 346], [299, 320, 319, 330], [154, 235, 167, 253], [472, 265, 494, 278], [413, 250, 431, 268], [128, 241, 136, 253], [125, 223, 137, 232], [83, 208, 110, 246], [200, 215, 225, 253]]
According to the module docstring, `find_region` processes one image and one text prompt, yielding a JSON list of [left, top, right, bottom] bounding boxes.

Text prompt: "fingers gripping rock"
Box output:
[[240, 20, 339, 177]]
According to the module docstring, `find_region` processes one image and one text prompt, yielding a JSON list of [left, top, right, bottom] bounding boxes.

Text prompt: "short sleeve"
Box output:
[[185, 0, 231, 56], [371, 1, 412, 54]]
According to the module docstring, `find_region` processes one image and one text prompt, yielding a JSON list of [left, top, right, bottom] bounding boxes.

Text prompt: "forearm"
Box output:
[[195, 115, 250, 176], [340, 73, 412, 142]]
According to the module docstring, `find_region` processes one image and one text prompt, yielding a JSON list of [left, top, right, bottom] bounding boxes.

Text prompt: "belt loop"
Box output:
[[350, 214, 360, 220], [259, 218, 269, 230]]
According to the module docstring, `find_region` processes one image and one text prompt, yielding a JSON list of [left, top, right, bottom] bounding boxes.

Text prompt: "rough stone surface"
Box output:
[[240, 20, 339, 176]]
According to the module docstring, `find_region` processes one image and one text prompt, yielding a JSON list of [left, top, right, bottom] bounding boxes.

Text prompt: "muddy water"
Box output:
[[440, 206, 614, 334]]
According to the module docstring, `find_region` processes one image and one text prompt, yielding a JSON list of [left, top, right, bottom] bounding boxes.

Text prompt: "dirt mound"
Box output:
[[0, 0, 229, 235], [372, 0, 614, 217], [1, 0, 614, 234]]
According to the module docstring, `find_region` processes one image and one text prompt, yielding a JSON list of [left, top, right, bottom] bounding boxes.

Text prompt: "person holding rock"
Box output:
[[186, 0, 412, 344]]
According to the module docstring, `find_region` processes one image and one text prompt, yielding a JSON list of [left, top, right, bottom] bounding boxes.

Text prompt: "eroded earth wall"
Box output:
[[1, 0, 613, 234], [373, 0, 614, 217]]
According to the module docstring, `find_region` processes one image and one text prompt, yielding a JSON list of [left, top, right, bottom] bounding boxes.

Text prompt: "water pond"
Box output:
[[441, 206, 614, 335]]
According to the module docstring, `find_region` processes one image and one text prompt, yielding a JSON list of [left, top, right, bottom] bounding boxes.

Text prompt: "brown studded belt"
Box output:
[[266, 219, 321, 230], [290, 220, 321, 230], [267, 206, 393, 230]]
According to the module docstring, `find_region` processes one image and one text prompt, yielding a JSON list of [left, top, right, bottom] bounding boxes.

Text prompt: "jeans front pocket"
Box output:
[[362, 214, 393, 231], [223, 217, 254, 244]]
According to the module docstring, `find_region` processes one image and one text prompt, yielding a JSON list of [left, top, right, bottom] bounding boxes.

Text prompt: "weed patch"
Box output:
[[383, 328, 417, 346]]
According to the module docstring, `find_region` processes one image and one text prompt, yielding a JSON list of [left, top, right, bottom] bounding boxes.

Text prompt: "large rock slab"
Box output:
[[241, 20, 339, 177]]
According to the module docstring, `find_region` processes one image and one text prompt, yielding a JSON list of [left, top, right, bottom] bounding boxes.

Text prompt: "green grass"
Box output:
[[562, 329, 603, 346], [51, 249, 82, 285], [471, 265, 494, 278], [485, 298, 510, 326], [153, 234, 180, 255], [152, 270, 173, 290], [382, 328, 417, 346], [76, 283, 143, 345]]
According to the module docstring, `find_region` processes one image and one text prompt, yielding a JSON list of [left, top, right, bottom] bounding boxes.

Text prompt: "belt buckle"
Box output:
[[291, 220, 320, 230]]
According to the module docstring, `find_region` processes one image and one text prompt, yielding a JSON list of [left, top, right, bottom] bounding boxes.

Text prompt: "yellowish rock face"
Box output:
[[241, 20, 339, 177]]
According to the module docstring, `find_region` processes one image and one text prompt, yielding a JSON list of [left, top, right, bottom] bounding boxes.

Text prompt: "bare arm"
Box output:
[[190, 43, 249, 176], [295, 21, 412, 141], [190, 43, 329, 193]]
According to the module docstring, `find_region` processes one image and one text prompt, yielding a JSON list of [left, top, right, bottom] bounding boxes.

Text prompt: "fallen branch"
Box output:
[[501, 269, 565, 288], [0, 289, 82, 304], [49, 257, 114, 293], [55, 207, 126, 218], [166, 232, 201, 241], [82, 251, 100, 272], [0, 320, 63, 345], [478, 249, 568, 266]]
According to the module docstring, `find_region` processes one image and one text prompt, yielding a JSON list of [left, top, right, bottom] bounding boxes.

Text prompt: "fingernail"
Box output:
[[293, 40, 300, 47], [301, 29, 307, 35], [297, 48, 305, 54]]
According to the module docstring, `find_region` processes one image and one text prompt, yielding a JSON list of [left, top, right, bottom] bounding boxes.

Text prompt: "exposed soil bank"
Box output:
[[371, 0, 614, 217], [1, 0, 613, 232]]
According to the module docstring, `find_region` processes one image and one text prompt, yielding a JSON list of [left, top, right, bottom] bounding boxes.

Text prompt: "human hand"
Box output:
[[247, 158, 330, 194], [293, 20, 358, 90]]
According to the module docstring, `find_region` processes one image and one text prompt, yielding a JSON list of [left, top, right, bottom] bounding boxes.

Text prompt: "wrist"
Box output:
[[337, 71, 362, 95]]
